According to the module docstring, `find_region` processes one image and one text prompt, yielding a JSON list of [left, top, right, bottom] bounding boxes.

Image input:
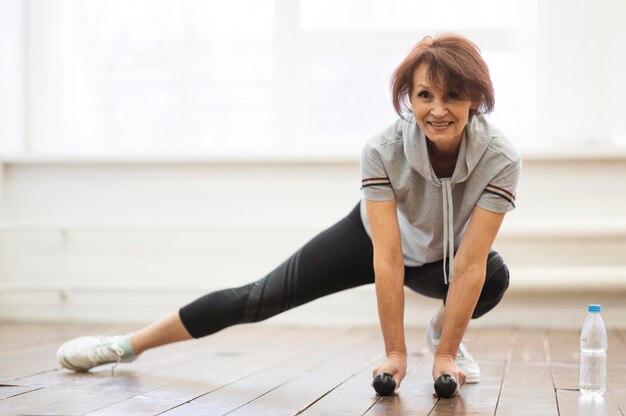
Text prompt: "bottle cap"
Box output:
[[588, 304, 601, 312]]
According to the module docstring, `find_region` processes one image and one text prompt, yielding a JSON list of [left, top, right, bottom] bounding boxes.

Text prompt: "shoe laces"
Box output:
[[88, 336, 124, 373], [455, 342, 475, 363], [426, 323, 473, 363]]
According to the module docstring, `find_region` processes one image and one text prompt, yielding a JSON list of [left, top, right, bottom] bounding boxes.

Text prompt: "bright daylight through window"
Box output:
[[2, 0, 625, 158]]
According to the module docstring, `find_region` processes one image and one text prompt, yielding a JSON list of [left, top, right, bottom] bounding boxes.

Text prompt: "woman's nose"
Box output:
[[430, 99, 448, 117]]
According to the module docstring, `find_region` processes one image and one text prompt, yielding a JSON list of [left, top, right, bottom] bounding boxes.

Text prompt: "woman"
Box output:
[[57, 33, 520, 396]]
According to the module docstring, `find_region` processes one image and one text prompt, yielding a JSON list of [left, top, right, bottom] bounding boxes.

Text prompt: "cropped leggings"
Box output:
[[179, 203, 510, 338]]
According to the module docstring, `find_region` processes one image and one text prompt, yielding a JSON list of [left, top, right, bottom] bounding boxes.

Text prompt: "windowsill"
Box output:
[[519, 148, 626, 162], [2, 147, 626, 165], [0, 152, 359, 165]]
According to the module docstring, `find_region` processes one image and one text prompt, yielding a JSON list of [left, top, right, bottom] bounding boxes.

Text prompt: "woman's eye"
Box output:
[[446, 91, 460, 100], [417, 91, 430, 99]]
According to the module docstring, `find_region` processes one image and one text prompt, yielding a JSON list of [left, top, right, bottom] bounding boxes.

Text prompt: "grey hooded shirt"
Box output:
[[360, 113, 521, 282]]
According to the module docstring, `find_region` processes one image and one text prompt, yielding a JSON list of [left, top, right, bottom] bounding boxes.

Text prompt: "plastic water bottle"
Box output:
[[579, 304, 607, 396]]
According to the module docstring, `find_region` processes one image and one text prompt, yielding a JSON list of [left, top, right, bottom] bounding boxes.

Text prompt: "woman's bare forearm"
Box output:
[[436, 267, 485, 358], [375, 260, 407, 356]]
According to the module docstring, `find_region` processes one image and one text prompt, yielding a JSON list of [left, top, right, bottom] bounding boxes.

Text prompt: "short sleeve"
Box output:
[[360, 141, 396, 201], [477, 158, 521, 213]]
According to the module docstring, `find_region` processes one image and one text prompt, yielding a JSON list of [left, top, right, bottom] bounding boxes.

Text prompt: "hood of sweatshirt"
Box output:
[[401, 114, 493, 283], [402, 113, 492, 186]]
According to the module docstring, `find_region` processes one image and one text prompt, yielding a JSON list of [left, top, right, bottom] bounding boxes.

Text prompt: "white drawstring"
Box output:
[[441, 179, 455, 284]]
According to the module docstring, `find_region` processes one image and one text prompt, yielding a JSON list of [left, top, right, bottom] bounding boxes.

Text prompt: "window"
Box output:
[[27, 0, 275, 156], [2, 0, 624, 158]]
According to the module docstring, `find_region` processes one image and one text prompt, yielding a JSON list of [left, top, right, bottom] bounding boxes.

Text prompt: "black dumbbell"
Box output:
[[434, 374, 457, 398], [372, 372, 396, 396]]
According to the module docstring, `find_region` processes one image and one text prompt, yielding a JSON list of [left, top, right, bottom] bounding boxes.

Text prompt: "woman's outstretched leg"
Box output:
[[131, 311, 192, 354], [56, 312, 192, 372], [57, 203, 375, 371], [178, 202, 375, 337]]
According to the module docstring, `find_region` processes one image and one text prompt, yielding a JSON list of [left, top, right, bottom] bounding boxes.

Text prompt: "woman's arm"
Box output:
[[365, 199, 407, 389], [433, 206, 506, 386]]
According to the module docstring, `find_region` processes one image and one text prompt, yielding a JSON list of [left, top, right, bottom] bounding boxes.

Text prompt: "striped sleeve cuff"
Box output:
[[484, 184, 516, 208], [361, 177, 391, 189]]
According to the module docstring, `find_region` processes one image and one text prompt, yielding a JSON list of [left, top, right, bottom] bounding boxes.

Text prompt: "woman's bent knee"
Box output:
[[471, 251, 510, 319], [179, 282, 254, 338]]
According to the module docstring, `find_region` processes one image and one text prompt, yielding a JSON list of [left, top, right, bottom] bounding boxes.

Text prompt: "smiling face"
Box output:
[[411, 64, 476, 154]]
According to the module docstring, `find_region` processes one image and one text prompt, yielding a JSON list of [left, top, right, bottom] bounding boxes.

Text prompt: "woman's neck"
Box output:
[[426, 139, 460, 178]]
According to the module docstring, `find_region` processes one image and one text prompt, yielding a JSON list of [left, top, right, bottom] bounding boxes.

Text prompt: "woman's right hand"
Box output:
[[372, 352, 407, 392]]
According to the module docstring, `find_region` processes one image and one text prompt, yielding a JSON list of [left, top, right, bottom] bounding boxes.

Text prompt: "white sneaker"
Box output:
[[425, 317, 441, 354], [426, 318, 481, 383], [57, 335, 137, 372]]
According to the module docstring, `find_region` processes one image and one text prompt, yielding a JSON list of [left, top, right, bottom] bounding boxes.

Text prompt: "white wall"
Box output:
[[1, 155, 626, 327], [3, 1, 626, 329]]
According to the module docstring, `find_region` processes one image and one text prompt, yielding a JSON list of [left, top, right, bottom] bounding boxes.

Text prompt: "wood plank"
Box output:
[[557, 389, 623, 415], [0, 326, 303, 415], [549, 329, 581, 401], [1, 325, 625, 415], [0, 323, 137, 383], [612, 329, 626, 412], [299, 351, 385, 416], [304, 328, 429, 416], [0, 385, 43, 400], [509, 329, 549, 364], [1, 325, 237, 386], [363, 328, 440, 415], [0, 342, 67, 382], [365, 354, 437, 416], [229, 329, 382, 415], [1, 327, 254, 415], [552, 364, 580, 392], [160, 327, 381, 415], [607, 330, 626, 413], [467, 327, 515, 363], [608, 329, 626, 369], [495, 364, 559, 416], [430, 362, 505, 416], [548, 329, 579, 365], [427, 327, 510, 415], [495, 329, 560, 415], [84, 326, 349, 416], [363, 327, 511, 415]]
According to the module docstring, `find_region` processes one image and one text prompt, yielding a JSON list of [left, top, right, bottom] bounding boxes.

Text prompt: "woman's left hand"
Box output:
[[432, 354, 466, 395], [372, 352, 407, 392]]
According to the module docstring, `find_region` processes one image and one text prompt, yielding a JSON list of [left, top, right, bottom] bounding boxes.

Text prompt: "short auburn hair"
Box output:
[[391, 33, 495, 118]]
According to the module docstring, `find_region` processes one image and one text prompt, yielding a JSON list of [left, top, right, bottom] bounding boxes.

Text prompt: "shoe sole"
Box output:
[[57, 350, 138, 372], [57, 351, 90, 372], [465, 373, 481, 384]]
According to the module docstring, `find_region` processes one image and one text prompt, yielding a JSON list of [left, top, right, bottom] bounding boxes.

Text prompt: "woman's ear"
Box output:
[[469, 102, 479, 118]]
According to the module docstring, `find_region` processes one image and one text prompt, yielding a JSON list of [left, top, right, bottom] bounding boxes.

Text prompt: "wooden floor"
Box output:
[[0, 323, 625, 415]]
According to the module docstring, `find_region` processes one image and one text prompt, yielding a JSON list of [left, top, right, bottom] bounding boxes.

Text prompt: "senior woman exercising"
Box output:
[[58, 33, 520, 396]]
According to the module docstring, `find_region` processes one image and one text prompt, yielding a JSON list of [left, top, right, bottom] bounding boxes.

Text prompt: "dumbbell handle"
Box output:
[[372, 372, 396, 396], [434, 374, 457, 398]]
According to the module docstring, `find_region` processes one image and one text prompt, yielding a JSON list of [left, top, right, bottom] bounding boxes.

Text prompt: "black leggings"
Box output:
[[179, 203, 510, 338]]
